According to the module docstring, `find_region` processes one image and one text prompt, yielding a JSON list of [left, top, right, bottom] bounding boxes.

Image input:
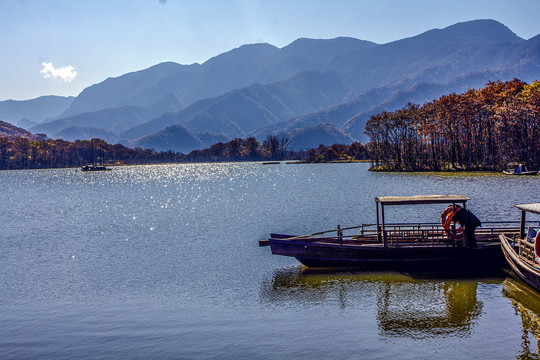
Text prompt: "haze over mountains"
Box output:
[[3, 19, 540, 152], [0, 96, 74, 127]]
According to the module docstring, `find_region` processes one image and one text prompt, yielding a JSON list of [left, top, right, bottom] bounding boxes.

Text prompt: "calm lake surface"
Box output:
[[1, 162, 540, 359]]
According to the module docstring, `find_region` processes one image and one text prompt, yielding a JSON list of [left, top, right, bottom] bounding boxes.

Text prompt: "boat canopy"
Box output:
[[374, 195, 470, 247], [375, 195, 469, 206], [514, 203, 540, 215]]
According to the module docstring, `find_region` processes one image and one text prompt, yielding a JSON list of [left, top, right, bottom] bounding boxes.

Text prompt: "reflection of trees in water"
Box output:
[[502, 279, 540, 359], [261, 267, 491, 339]]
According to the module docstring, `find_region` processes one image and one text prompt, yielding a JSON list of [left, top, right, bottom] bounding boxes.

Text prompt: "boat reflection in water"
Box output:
[[376, 276, 481, 339], [260, 267, 503, 339], [502, 277, 540, 359]]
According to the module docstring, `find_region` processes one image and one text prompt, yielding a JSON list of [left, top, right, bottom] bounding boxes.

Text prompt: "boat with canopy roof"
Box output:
[[261, 195, 521, 269]]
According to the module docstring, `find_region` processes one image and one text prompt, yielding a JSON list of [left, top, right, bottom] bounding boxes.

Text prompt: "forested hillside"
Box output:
[[365, 79, 540, 171]]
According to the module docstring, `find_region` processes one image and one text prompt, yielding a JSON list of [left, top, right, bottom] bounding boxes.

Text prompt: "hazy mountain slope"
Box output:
[[119, 97, 216, 141], [444, 19, 523, 43], [0, 96, 74, 124], [255, 37, 376, 84], [181, 71, 353, 138], [250, 86, 393, 138], [17, 118, 40, 129], [57, 38, 376, 119], [53, 126, 119, 143], [59, 62, 187, 118], [135, 125, 202, 152], [194, 132, 231, 149], [133, 125, 228, 153], [0, 120, 36, 139], [121, 70, 353, 140], [31, 94, 183, 137], [329, 20, 525, 93], [286, 123, 355, 150]]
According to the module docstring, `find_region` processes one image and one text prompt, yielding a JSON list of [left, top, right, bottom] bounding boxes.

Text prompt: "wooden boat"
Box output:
[[503, 163, 538, 175], [500, 203, 540, 291], [261, 195, 518, 269], [81, 138, 111, 171]]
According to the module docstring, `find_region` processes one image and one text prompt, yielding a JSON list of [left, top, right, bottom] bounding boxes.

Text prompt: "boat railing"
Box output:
[[270, 221, 529, 247], [518, 239, 538, 267], [384, 225, 451, 246]]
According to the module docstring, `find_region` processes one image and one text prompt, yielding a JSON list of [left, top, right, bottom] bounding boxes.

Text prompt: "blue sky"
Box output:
[[1, 0, 540, 101]]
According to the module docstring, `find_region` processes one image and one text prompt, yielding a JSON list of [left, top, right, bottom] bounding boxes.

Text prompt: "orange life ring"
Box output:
[[440, 206, 454, 226], [441, 205, 463, 238]]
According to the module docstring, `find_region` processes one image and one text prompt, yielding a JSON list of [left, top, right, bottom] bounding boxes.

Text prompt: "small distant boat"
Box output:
[[261, 195, 518, 270], [81, 138, 111, 172], [503, 163, 538, 175], [81, 165, 111, 172], [500, 203, 540, 291]]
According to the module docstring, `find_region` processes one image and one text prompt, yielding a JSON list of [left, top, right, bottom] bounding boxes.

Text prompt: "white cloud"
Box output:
[[40, 62, 77, 82]]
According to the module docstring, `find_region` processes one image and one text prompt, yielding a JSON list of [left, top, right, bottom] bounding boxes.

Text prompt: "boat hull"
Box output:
[[502, 170, 538, 175], [268, 236, 504, 270], [500, 235, 540, 291]]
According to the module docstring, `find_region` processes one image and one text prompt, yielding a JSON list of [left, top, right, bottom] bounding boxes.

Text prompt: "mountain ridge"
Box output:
[[0, 95, 74, 126], [11, 19, 540, 154], [57, 37, 376, 119]]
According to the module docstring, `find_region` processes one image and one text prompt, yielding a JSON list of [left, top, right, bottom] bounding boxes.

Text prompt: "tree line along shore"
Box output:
[[0, 134, 369, 170], [366, 79, 540, 171], [0, 79, 538, 171]]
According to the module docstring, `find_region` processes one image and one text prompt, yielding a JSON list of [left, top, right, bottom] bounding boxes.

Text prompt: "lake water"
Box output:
[[1, 162, 539, 359]]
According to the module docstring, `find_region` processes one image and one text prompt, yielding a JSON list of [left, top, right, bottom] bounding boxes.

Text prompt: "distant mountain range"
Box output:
[[3, 19, 540, 152], [0, 95, 73, 125]]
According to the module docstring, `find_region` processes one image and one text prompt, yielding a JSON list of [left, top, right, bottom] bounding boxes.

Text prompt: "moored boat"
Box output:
[[500, 203, 540, 291], [81, 164, 111, 171], [503, 163, 538, 175], [261, 195, 519, 269], [81, 138, 111, 171]]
